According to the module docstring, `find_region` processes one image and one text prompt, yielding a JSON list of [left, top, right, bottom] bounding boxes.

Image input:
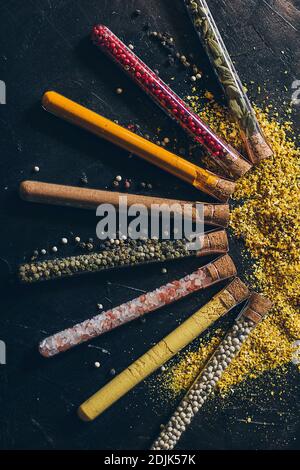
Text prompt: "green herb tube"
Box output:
[[185, 0, 273, 164]]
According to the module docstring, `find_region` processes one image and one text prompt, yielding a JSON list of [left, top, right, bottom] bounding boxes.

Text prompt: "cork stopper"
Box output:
[[218, 277, 250, 310], [226, 277, 250, 302], [243, 131, 273, 165], [207, 254, 236, 282], [213, 178, 236, 202], [242, 292, 273, 323], [197, 230, 228, 256], [220, 152, 252, 180], [203, 204, 230, 227]]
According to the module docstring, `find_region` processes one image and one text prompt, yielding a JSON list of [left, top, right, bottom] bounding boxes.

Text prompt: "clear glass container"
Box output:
[[92, 25, 251, 179], [185, 0, 273, 164]]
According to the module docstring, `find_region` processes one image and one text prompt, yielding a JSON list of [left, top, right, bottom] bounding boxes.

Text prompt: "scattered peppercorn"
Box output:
[[80, 173, 88, 185], [132, 9, 141, 17]]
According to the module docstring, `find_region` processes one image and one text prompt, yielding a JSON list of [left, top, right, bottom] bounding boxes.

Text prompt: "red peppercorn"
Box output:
[[91, 25, 247, 176]]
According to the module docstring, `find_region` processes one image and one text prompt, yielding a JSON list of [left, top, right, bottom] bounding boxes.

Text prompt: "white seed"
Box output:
[[115, 175, 122, 182], [52, 246, 58, 253], [61, 237, 68, 245], [94, 361, 100, 368], [75, 236, 81, 243], [33, 166, 40, 173], [41, 249, 47, 255]]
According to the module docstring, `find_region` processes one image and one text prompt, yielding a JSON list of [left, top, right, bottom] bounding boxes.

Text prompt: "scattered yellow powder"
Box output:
[[204, 90, 214, 100], [159, 96, 300, 396], [160, 334, 223, 398]]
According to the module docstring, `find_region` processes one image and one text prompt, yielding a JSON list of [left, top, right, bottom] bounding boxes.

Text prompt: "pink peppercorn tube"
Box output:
[[91, 25, 251, 180], [39, 254, 236, 358]]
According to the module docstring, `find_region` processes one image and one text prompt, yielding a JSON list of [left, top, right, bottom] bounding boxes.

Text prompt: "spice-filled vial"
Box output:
[[185, 0, 273, 164], [91, 25, 251, 179]]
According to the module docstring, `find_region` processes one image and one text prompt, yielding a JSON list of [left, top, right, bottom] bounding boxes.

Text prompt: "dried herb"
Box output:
[[185, 0, 273, 164]]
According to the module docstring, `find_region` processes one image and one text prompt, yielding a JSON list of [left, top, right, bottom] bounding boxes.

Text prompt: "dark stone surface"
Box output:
[[0, 0, 299, 450]]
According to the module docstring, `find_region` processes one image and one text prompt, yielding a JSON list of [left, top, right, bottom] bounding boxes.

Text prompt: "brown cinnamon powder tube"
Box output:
[[20, 181, 230, 227]]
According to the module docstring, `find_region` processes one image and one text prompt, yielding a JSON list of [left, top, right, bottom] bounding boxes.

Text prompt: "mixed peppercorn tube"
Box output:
[[39, 254, 236, 357], [185, 0, 273, 165], [151, 292, 272, 450], [18, 231, 229, 283], [78, 278, 250, 422], [91, 25, 251, 179]]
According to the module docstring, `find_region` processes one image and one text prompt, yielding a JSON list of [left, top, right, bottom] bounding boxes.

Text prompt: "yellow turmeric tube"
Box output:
[[42, 91, 235, 202], [78, 277, 249, 422]]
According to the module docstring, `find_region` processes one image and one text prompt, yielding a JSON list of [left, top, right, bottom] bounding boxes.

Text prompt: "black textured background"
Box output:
[[0, 0, 299, 450]]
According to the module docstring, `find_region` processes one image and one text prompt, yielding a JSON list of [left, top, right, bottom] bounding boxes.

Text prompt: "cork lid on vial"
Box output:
[[242, 292, 273, 323], [202, 204, 230, 227], [212, 178, 236, 202], [218, 277, 250, 310], [208, 254, 237, 282], [197, 230, 229, 255]]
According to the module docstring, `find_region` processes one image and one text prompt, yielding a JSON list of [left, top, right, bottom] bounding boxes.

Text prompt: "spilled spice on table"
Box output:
[[156, 96, 300, 397]]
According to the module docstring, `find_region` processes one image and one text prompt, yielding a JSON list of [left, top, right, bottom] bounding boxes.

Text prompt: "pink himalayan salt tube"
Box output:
[[39, 254, 236, 358], [91, 25, 251, 180]]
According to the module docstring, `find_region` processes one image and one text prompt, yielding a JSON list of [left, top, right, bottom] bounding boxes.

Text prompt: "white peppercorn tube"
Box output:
[[185, 0, 273, 164], [151, 292, 272, 450], [39, 254, 236, 357]]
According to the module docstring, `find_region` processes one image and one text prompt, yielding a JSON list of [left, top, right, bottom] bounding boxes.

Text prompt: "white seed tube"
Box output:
[[151, 292, 272, 450]]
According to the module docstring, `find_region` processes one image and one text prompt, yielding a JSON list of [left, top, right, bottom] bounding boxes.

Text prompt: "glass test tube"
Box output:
[[185, 0, 273, 164], [91, 25, 251, 179]]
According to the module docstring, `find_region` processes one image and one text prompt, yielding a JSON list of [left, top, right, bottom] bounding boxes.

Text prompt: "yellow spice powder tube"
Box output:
[[42, 91, 236, 202], [78, 277, 250, 422]]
